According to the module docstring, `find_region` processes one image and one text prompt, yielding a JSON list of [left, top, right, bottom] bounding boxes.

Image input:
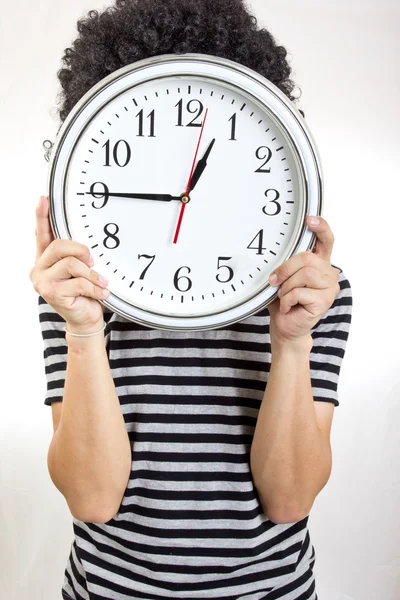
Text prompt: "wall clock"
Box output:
[[47, 53, 322, 331]]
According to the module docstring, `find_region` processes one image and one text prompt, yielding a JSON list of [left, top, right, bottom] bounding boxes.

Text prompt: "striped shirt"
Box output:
[[38, 266, 352, 600]]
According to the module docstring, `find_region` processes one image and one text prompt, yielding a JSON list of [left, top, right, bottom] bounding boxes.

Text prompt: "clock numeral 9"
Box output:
[[262, 189, 281, 216], [255, 146, 272, 173], [175, 99, 204, 127], [174, 266, 193, 292], [89, 182, 109, 209], [216, 257, 234, 283], [103, 140, 131, 167], [103, 223, 120, 249]]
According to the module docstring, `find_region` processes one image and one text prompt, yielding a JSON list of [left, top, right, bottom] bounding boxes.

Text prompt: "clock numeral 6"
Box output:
[[262, 189, 281, 216], [103, 223, 120, 250], [174, 266, 193, 292], [216, 257, 234, 283], [103, 140, 131, 167]]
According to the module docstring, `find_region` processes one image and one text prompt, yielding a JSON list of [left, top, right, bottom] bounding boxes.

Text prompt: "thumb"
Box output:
[[35, 196, 54, 261]]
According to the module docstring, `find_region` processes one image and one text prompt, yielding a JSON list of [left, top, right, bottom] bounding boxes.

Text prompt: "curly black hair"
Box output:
[[44, 0, 302, 160]]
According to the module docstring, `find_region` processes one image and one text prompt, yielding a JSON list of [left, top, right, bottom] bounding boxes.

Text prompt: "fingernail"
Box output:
[[37, 196, 43, 209], [98, 275, 109, 286], [89, 254, 95, 266], [309, 217, 320, 226], [269, 273, 278, 284]]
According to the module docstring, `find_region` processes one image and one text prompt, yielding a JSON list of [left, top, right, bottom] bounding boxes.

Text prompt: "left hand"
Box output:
[[267, 216, 341, 345]]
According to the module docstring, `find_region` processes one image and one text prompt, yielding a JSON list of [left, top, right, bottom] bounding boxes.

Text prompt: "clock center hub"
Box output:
[[180, 193, 191, 204]]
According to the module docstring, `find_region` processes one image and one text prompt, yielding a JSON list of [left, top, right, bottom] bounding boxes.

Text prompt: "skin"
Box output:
[[249, 215, 341, 524]]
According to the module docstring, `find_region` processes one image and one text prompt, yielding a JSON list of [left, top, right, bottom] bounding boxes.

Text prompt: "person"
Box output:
[[30, 1, 353, 599]]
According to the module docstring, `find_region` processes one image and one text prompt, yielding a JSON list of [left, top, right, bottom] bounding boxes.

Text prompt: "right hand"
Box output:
[[29, 195, 111, 334]]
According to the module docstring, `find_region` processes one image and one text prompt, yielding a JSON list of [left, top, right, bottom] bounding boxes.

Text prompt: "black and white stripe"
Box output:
[[39, 267, 352, 600]]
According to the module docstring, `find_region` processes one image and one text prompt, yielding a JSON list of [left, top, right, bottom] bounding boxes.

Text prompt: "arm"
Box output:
[[250, 335, 332, 524], [250, 216, 352, 524], [47, 320, 132, 524]]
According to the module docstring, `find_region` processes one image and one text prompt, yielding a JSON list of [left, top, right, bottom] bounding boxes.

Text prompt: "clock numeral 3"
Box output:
[[136, 109, 156, 137], [103, 139, 131, 167], [262, 189, 281, 216], [175, 99, 204, 127], [103, 223, 120, 249], [255, 146, 272, 173], [216, 257, 234, 283], [174, 266, 192, 292]]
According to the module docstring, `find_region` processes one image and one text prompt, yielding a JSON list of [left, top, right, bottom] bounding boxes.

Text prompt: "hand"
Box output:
[[29, 195, 111, 333], [173, 108, 209, 244], [267, 216, 341, 346], [187, 138, 216, 193], [86, 191, 183, 202]]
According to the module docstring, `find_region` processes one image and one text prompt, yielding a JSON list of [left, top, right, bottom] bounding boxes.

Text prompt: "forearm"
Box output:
[[47, 324, 132, 523], [250, 335, 331, 523]]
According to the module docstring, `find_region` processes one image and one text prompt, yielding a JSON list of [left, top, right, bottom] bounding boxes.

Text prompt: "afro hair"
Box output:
[[44, 0, 302, 159]]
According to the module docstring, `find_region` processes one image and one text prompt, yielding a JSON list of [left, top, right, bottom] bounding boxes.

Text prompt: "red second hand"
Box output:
[[173, 108, 209, 245]]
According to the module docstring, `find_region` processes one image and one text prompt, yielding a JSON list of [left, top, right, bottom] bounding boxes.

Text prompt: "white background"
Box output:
[[1, 0, 399, 598]]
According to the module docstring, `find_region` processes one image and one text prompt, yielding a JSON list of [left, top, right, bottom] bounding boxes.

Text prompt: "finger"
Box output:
[[35, 196, 54, 261], [306, 216, 335, 262], [277, 266, 331, 299], [269, 251, 325, 287], [50, 277, 111, 307], [279, 287, 321, 316], [37, 238, 94, 271], [46, 256, 109, 288]]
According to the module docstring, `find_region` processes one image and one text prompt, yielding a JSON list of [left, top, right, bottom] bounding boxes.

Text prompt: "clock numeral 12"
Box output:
[[175, 99, 204, 127]]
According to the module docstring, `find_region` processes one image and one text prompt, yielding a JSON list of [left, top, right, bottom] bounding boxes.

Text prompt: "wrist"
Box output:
[[65, 318, 105, 336], [64, 319, 106, 353], [271, 333, 313, 356]]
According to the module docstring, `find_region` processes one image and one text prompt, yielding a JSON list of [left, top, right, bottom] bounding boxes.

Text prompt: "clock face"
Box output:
[[49, 54, 321, 329], [63, 75, 305, 321]]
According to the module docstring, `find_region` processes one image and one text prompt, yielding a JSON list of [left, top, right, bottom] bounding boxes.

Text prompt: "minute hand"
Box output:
[[86, 192, 183, 202]]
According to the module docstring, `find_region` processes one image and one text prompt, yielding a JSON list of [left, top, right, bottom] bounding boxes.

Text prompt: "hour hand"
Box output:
[[86, 191, 182, 202], [188, 138, 216, 194]]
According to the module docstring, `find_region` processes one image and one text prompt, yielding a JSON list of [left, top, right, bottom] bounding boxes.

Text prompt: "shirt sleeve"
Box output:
[[37, 295, 113, 406], [38, 295, 68, 406], [309, 266, 353, 407]]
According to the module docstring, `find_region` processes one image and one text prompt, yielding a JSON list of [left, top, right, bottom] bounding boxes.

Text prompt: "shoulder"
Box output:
[[331, 264, 353, 306], [311, 264, 353, 336]]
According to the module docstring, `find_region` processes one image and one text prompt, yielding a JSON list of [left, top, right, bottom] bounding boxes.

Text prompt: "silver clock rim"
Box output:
[[47, 52, 322, 331]]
